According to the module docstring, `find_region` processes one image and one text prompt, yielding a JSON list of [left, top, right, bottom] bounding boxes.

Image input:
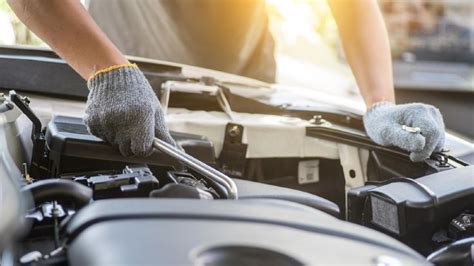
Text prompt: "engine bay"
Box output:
[[0, 49, 473, 265], [0, 89, 472, 266]]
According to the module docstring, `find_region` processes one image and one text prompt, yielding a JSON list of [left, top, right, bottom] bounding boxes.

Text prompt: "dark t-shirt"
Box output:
[[87, 0, 276, 82]]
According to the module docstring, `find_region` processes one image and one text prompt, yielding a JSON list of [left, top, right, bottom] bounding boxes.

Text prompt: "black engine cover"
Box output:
[[43, 116, 215, 177]]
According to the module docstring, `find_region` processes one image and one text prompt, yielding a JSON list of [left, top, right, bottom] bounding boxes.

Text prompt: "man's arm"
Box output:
[[328, 0, 445, 162], [328, 0, 394, 107], [8, 0, 128, 79], [8, 0, 177, 156]]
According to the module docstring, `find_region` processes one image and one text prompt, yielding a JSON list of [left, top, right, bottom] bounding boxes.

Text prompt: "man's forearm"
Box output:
[[8, 0, 128, 79], [328, 0, 395, 108]]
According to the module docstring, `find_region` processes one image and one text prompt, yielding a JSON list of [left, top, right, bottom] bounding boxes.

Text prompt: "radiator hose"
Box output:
[[21, 179, 92, 208]]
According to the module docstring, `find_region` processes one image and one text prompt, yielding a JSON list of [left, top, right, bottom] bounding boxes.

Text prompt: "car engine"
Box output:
[[0, 49, 473, 265]]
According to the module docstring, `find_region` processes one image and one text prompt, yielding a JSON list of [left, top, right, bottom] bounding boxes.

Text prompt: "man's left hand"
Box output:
[[363, 102, 445, 162]]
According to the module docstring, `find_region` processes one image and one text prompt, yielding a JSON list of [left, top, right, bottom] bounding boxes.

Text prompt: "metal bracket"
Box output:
[[9, 90, 49, 178], [160, 79, 235, 120], [218, 123, 248, 177], [337, 143, 369, 215]]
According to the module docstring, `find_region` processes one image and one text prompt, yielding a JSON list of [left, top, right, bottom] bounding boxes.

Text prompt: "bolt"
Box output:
[[51, 201, 60, 216], [228, 125, 240, 137], [22, 96, 30, 104], [434, 154, 449, 167], [311, 115, 323, 125], [52, 207, 60, 216]]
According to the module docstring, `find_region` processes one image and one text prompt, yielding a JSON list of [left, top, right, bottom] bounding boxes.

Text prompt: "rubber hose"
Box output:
[[21, 179, 92, 208], [427, 237, 474, 265]]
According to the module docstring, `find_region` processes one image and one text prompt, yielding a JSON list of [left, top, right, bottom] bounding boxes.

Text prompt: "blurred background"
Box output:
[[0, 0, 473, 138]]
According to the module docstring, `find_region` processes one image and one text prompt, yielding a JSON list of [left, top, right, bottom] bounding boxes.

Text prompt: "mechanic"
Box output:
[[8, 0, 445, 162]]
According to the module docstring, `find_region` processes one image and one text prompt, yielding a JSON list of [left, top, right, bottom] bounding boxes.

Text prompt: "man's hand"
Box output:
[[364, 102, 445, 162], [85, 64, 176, 156]]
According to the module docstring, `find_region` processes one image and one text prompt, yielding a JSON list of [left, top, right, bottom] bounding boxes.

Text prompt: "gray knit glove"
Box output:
[[85, 64, 176, 156], [363, 102, 445, 162]]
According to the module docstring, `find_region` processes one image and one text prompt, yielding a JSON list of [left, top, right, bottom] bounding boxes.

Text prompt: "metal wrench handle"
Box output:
[[153, 138, 238, 199]]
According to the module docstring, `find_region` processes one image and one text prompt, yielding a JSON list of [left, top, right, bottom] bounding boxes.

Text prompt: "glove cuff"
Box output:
[[87, 63, 142, 90], [366, 101, 394, 117], [88, 63, 137, 80]]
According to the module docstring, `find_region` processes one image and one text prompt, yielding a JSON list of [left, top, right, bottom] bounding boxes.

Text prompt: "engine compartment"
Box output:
[[0, 90, 472, 266], [0, 48, 473, 265]]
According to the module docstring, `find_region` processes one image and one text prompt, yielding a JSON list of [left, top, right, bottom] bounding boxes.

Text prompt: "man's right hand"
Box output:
[[85, 64, 176, 157]]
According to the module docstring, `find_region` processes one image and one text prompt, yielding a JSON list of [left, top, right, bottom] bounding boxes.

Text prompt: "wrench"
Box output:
[[153, 138, 238, 199]]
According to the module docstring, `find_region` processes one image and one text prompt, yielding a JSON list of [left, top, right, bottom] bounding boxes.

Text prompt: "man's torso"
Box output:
[[87, 0, 276, 82]]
